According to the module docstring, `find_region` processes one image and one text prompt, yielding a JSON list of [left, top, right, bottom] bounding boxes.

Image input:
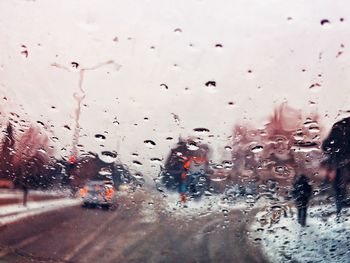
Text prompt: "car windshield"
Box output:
[[0, 1, 349, 263]]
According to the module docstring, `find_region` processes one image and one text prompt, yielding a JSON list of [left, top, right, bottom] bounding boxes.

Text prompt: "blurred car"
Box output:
[[79, 179, 116, 209]]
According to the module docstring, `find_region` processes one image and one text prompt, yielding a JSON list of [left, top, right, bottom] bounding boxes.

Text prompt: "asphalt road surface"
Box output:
[[0, 192, 270, 263]]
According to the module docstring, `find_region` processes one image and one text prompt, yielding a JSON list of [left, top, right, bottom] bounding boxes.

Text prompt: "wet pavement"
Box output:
[[0, 192, 269, 263]]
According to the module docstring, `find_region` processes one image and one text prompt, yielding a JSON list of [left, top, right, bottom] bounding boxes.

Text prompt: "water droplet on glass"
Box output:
[[20, 45, 28, 58], [132, 160, 143, 166], [309, 83, 321, 89], [37, 120, 45, 127], [320, 19, 330, 25], [133, 173, 143, 179], [193, 128, 210, 133], [71, 62, 79, 69], [150, 157, 162, 164], [95, 134, 106, 141], [144, 140, 156, 148], [186, 141, 199, 151], [224, 146, 232, 151], [99, 150, 117, 163], [205, 81, 216, 87], [160, 83, 168, 90], [251, 145, 264, 153]]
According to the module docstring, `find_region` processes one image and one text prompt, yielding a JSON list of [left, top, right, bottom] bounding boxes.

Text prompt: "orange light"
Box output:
[[106, 188, 114, 200], [79, 187, 87, 197], [68, 155, 77, 164]]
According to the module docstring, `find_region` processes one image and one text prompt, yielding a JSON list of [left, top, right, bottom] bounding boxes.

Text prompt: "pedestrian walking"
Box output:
[[292, 174, 312, 226], [322, 117, 350, 217]]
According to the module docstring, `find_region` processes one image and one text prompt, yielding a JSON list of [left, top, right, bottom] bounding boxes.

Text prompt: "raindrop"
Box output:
[[97, 167, 112, 178], [336, 51, 343, 58], [205, 81, 216, 87], [150, 158, 162, 164], [132, 160, 143, 166], [113, 118, 120, 126], [215, 43, 223, 48], [166, 137, 173, 140], [320, 19, 330, 25], [37, 120, 45, 126], [309, 83, 321, 89], [171, 113, 180, 125], [251, 145, 264, 153], [210, 176, 226, 182], [113, 36, 118, 42], [144, 140, 156, 148], [63, 125, 71, 130], [193, 128, 210, 133], [20, 45, 28, 58], [186, 141, 199, 151], [37, 148, 47, 154], [247, 69, 253, 74], [133, 173, 143, 179], [340, 17, 344, 22], [174, 28, 182, 33], [224, 146, 232, 151], [95, 134, 106, 141], [309, 125, 320, 133], [132, 153, 139, 157], [160, 83, 168, 90], [99, 150, 117, 163], [71, 62, 79, 68]]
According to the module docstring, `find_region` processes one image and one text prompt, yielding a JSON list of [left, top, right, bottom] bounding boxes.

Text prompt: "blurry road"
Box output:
[[0, 192, 269, 263]]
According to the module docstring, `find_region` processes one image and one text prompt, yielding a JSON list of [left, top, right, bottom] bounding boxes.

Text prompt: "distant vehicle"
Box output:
[[0, 179, 14, 189], [186, 160, 210, 198], [79, 179, 116, 209]]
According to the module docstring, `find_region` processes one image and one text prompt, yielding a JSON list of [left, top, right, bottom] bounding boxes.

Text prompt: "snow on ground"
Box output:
[[251, 205, 350, 263], [0, 189, 71, 198], [140, 201, 158, 223], [161, 192, 264, 218], [0, 198, 81, 225]]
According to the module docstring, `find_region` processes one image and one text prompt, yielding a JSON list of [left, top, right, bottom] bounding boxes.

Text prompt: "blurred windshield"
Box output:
[[0, 1, 349, 262]]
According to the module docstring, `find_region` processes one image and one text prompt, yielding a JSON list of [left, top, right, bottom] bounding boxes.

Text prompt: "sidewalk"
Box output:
[[0, 189, 80, 226], [251, 204, 350, 263]]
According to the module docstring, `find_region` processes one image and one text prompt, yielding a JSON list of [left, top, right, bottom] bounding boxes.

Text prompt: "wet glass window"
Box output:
[[0, 1, 349, 262]]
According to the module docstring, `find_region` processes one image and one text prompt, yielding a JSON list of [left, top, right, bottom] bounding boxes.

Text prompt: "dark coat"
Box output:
[[322, 117, 350, 168], [292, 175, 312, 206]]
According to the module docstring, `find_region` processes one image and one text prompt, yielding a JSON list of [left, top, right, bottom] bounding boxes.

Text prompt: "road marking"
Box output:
[[63, 210, 120, 262], [0, 211, 77, 259], [0, 233, 44, 258]]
